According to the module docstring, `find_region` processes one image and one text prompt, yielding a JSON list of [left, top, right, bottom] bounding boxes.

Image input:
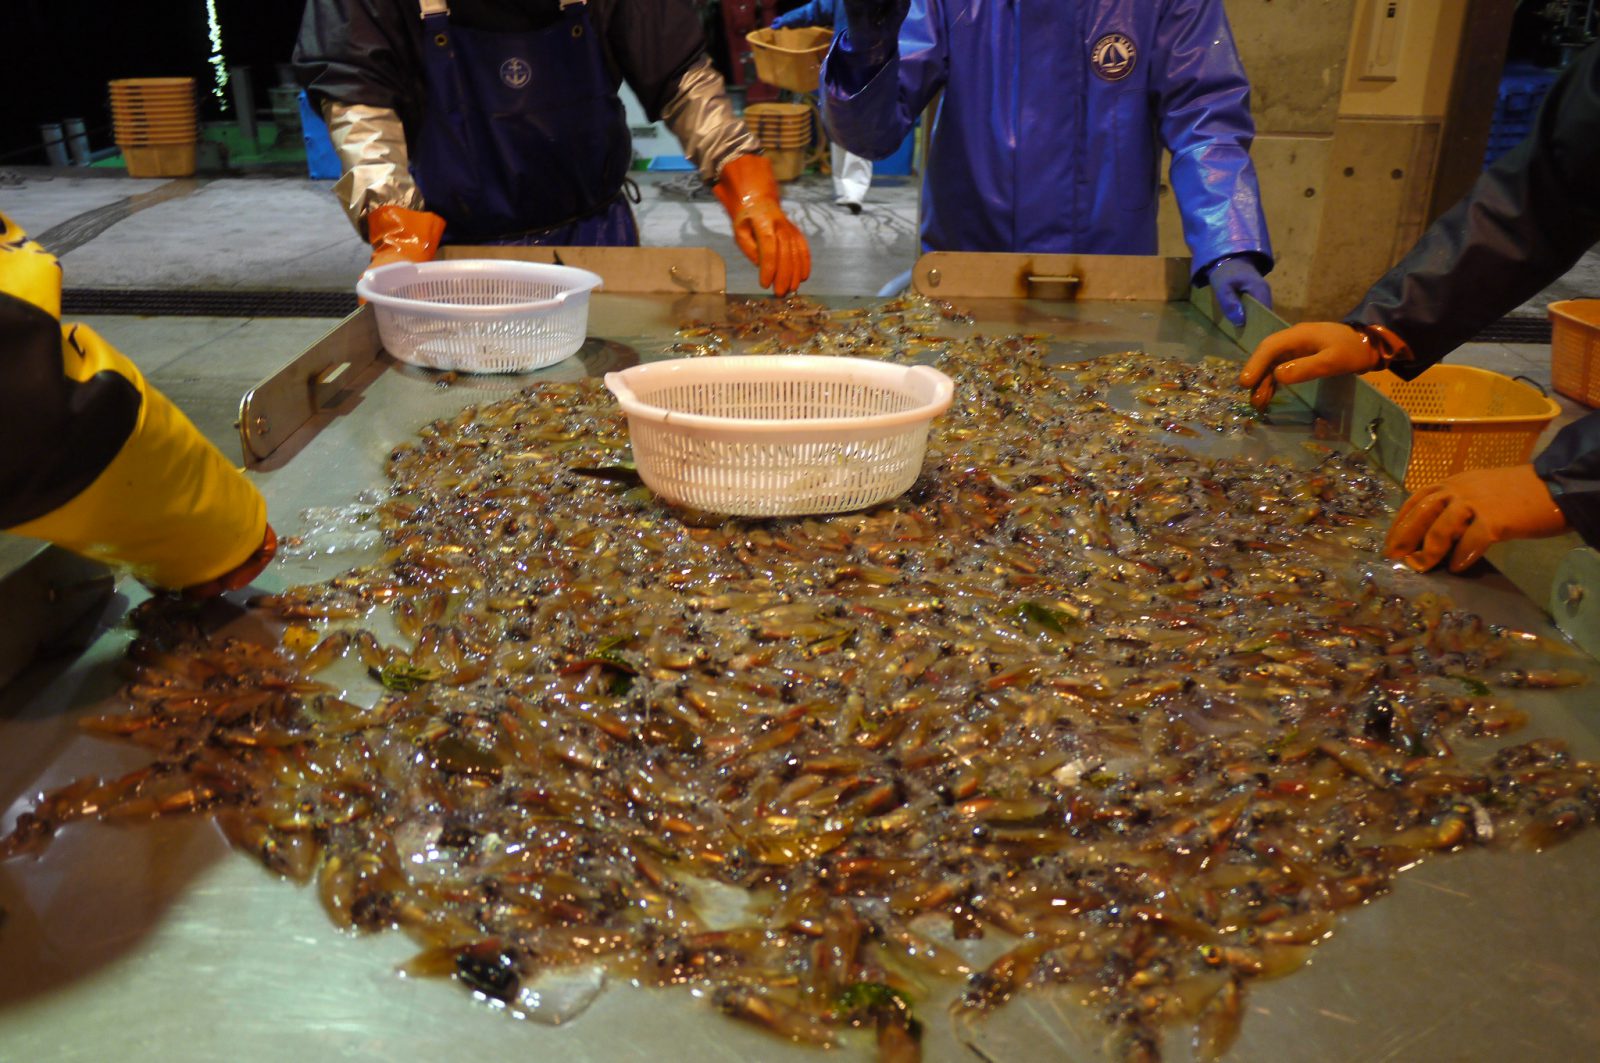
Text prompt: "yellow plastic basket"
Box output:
[[746, 27, 834, 92], [121, 143, 197, 178], [1361, 366, 1561, 491], [1549, 299, 1600, 408], [744, 102, 814, 144], [743, 102, 816, 181]]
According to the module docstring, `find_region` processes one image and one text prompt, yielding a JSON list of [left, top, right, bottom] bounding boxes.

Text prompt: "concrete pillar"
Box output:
[[39, 123, 68, 167], [63, 118, 92, 166], [230, 65, 258, 146]]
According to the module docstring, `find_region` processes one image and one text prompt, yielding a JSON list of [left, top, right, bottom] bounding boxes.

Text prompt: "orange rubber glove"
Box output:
[[1384, 464, 1569, 573], [367, 204, 446, 271], [714, 153, 811, 297], [1237, 322, 1409, 410]]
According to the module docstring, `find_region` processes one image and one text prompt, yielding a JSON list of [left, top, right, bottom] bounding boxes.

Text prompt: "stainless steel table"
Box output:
[[3, 257, 1599, 1062]]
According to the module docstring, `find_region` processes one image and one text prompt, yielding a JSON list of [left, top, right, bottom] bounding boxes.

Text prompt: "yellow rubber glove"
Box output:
[[367, 204, 446, 271], [1237, 322, 1409, 410], [714, 153, 811, 297], [1384, 464, 1568, 573], [181, 525, 278, 599], [1, 212, 272, 594]]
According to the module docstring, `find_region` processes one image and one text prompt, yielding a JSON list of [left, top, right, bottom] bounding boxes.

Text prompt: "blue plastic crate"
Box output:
[[1483, 64, 1558, 170], [1493, 66, 1557, 117], [875, 125, 918, 176], [299, 91, 341, 180], [647, 154, 695, 172], [1484, 132, 1531, 168]]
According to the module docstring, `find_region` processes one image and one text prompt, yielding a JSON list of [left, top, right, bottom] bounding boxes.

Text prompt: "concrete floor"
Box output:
[[6, 169, 919, 298]]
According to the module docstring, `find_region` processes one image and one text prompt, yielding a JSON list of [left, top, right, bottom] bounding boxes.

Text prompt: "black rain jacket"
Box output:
[[294, 0, 711, 133], [1349, 41, 1600, 547]]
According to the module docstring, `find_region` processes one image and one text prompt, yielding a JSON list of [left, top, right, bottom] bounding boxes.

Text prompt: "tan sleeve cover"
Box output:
[[658, 56, 763, 184], [323, 101, 426, 238]]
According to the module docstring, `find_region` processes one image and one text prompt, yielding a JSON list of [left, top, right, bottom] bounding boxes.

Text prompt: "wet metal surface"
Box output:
[[1, 295, 1598, 1062]]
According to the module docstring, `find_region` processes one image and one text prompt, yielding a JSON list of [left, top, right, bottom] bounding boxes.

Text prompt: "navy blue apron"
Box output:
[[413, 2, 637, 246]]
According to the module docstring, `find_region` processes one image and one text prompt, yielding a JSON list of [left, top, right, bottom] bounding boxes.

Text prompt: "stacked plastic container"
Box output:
[[110, 78, 198, 178], [742, 103, 815, 182], [742, 27, 832, 182]]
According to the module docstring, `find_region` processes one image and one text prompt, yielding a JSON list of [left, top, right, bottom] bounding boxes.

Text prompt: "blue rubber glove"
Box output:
[[841, 0, 910, 64], [772, 11, 801, 28], [1207, 255, 1272, 328]]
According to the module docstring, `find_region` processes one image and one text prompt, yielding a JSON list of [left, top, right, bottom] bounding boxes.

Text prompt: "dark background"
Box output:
[[1, 1, 312, 165], [0, 0, 810, 166]]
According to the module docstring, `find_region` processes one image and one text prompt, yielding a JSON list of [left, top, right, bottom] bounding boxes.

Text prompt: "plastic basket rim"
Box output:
[[1549, 298, 1600, 327], [743, 102, 814, 115], [605, 355, 954, 434], [1359, 366, 1561, 426], [744, 27, 834, 56], [356, 259, 604, 319]]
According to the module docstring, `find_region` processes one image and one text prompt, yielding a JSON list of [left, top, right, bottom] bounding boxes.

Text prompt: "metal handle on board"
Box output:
[[1510, 373, 1549, 397], [1026, 274, 1083, 300]]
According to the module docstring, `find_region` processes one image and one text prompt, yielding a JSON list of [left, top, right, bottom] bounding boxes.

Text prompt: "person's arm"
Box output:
[[1352, 40, 1600, 374], [1534, 409, 1600, 548], [295, 0, 428, 238], [1153, 0, 1272, 284], [1294, 400, 1600, 575], [1239, 41, 1600, 406], [606, 0, 758, 184], [294, 0, 440, 261], [608, 0, 810, 295], [293, 0, 418, 113], [774, 0, 830, 28], [658, 57, 762, 185], [820, 0, 937, 161], [0, 215, 274, 595]]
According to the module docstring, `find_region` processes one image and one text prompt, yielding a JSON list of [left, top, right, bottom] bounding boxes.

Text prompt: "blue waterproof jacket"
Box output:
[[777, 0, 845, 26], [822, 0, 1272, 277]]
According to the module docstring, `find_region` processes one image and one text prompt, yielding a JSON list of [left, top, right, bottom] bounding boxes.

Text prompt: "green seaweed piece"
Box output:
[[372, 662, 441, 692], [1018, 600, 1075, 634]]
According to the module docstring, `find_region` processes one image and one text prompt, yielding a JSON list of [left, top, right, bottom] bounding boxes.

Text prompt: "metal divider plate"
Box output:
[[238, 307, 385, 466], [1553, 546, 1600, 659], [1187, 285, 1415, 486]]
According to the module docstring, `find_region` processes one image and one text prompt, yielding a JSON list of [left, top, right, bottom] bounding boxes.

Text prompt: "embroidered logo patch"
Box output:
[[500, 57, 532, 90], [1090, 33, 1137, 81]]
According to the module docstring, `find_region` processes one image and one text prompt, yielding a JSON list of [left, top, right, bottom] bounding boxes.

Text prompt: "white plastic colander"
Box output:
[[604, 356, 955, 516], [357, 260, 603, 373]]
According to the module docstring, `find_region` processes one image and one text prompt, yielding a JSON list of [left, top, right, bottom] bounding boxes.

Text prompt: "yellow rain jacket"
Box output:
[[0, 213, 268, 590]]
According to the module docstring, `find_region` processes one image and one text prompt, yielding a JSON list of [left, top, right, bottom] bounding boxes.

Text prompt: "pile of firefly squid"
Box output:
[[4, 296, 1596, 1061]]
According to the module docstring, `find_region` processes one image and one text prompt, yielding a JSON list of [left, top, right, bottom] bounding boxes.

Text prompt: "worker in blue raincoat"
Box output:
[[1239, 40, 1600, 574], [295, 0, 811, 295], [821, 0, 1272, 324], [773, 0, 872, 213]]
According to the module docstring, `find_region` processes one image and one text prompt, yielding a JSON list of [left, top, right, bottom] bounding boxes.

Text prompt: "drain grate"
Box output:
[[62, 288, 357, 318], [1471, 315, 1552, 345]]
